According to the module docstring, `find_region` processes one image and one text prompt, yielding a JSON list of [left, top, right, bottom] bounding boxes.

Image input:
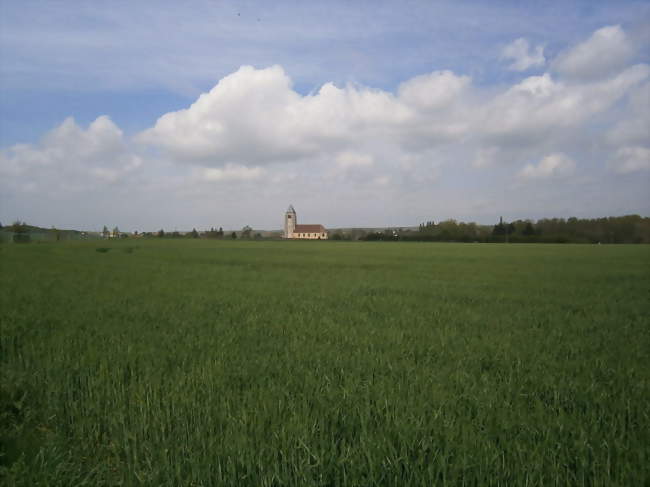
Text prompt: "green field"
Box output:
[[1, 240, 649, 485]]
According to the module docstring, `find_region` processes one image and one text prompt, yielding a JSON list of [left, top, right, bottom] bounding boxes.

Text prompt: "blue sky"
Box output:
[[1, 0, 649, 230]]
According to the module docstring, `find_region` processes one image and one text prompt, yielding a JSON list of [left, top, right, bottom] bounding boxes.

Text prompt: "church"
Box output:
[[284, 205, 328, 239]]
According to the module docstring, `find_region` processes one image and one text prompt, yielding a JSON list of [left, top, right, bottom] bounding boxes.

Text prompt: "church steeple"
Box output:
[[284, 205, 297, 238]]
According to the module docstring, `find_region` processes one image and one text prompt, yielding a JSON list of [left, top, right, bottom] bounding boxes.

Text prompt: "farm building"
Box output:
[[284, 205, 328, 239]]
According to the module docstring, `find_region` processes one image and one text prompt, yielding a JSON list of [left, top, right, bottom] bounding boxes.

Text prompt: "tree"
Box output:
[[112, 226, 120, 237], [10, 221, 28, 233], [492, 222, 506, 236], [218, 227, 224, 238], [231, 231, 237, 239], [190, 228, 199, 238], [158, 229, 165, 238], [241, 225, 252, 239], [522, 222, 535, 236], [11, 221, 30, 243]]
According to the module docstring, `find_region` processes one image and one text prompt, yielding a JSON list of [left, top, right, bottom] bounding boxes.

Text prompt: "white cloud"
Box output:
[[0, 116, 141, 191], [136, 38, 647, 178], [136, 65, 481, 169], [606, 81, 650, 146], [553, 25, 634, 81], [517, 153, 576, 181], [478, 64, 649, 146], [610, 146, 650, 173], [200, 164, 265, 182], [397, 70, 470, 109], [137, 65, 415, 166], [501, 38, 545, 71], [335, 151, 374, 169]]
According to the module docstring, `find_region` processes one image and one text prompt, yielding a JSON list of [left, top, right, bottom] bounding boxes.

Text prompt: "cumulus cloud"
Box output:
[[610, 146, 650, 173], [397, 70, 470, 109], [517, 153, 576, 181], [501, 38, 545, 71], [138, 65, 412, 166], [136, 32, 647, 179], [137, 65, 476, 168], [553, 25, 634, 81], [478, 64, 648, 148], [0, 116, 141, 190], [606, 81, 650, 147]]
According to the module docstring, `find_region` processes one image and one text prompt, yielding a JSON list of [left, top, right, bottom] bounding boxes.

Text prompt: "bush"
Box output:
[[12, 234, 31, 244]]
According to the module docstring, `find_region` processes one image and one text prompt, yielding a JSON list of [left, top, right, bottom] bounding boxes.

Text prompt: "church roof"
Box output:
[[294, 224, 326, 233], [286, 205, 296, 213]]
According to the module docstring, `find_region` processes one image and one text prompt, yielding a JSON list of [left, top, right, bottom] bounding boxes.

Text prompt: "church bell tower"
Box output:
[[284, 205, 296, 238]]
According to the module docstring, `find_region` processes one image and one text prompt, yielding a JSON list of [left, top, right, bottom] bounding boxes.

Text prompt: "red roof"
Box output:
[[294, 224, 326, 233]]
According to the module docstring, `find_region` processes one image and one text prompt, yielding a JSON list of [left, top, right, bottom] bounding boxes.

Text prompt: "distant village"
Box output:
[[1, 210, 649, 244]]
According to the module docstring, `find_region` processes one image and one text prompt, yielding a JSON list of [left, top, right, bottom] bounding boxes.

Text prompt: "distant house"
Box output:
[[284, 205, 328, 239]]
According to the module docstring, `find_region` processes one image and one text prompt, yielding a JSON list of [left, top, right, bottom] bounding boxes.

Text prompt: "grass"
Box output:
[[1, 239, 649, 485]]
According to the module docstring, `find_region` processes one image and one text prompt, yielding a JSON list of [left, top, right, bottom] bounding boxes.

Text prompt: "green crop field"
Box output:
[[1, 239, 649, 486]]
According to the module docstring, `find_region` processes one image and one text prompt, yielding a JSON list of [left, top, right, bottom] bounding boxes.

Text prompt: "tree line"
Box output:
[[140, 226, 261, 240], [356, 215, 650, 243]]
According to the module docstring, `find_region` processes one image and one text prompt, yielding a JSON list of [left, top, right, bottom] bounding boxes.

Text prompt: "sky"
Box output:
[[1, 0, 649, 231]]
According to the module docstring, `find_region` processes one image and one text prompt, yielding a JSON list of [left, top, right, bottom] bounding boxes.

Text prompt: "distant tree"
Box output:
[[11, 220, 30, 243], [10, 221, 28, 233], [171, 231, 181, 238], [52, 225, 61, 241], [331, 232, 343, 240], [241, 225, 252, 239], [492, 222, 505, 236], [190, 228, 199, 238], [112, 226, 120, 237], [231, 231, 237, 239], [522, 222, 535, 236], [218, 227, 224, 238], [158, 229, 165, 238]]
